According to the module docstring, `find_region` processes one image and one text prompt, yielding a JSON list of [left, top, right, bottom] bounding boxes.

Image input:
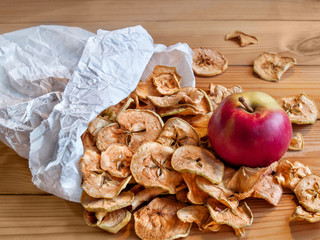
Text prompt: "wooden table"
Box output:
[[0, 0, 320, 239]]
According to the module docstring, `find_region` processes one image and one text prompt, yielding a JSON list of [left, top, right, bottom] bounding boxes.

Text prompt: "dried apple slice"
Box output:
[[294, 175, 320, 213], [81, 131, 99, 153], [88, 116, 111, 137], [208, 84, 243, 111], [135, 78, 162, 99], [101, 97, 134, 122], [117, 109, 164, 152], [225, 31, 258, 47], [177, 205, 220, 232], [80, 191, 134, 212], [278, 93, 318, 124], [79, 150, 101, 179], [83, 210, 97, 227], [275, 159, 312, 191], [151, 65, 181, 95], [172, 145, 224, 184], [288, 133, 304, 151], [181, 172, 210, 205], [290, 206, 320, 223], [100, 144, 133, 178], [157, 117, 199, 150], [133, 197, 191, 240], [96, 208, 131, 234], [196, 176, 238, 209], [130, 142, 183, 194], [207, 198, 253, 230], [131, 187, 167, 211], [192, 47, 228, 77], [253, 52, 296, 82], [96, 123, 126, 151], [82, 173, 132, 199], [179, 113, 212, 138]]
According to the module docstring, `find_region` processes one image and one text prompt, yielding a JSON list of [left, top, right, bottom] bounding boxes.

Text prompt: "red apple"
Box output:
[[208, 91, 292, 168]]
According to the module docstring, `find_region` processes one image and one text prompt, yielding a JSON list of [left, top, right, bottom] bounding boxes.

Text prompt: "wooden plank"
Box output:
[[0, 0, 320, 23], [0, 194, 319, 239], [0, 66, 319, 194], [0, 21, 320, 65]]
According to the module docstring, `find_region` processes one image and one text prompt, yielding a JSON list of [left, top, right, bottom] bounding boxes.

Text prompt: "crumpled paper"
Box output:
[[0, 25, 195, 202]]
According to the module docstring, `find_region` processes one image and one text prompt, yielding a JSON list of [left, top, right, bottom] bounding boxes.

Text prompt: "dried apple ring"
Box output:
[[80, 191, 134, 212], [96, 123, 126, 151], [117, 109, 164, 152], [151, 65, 181, 95], [192, 47, 228, 77], [225, 31, 258, 47], [177, 205, 220, 232], [157, 117, 199, 150], [96, 208, 132, 234], [79, 150, 101, 179], [294, 175, 320, 213], [100, 144, 133, 178], [133, 197, 191, 240], [130, 142, 183, 194], [290, 206, 320, 223], [253, 52, 296, 82], [278, 93, 318, 124], [88, 116, 111, 137], [131, 187, 167, 211], [171, 145, 224, 184]]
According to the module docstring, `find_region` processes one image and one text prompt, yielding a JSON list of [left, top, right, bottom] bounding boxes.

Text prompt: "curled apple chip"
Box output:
[[131, 187, 167, 211], [181, 172, 210, 204], [288, 133, 304, 151], [96, 208, 131, 234], [135, 78, 162, 99], [177, 205, 220, 232], [130, 142, 183, 194], [208, 84, 243, 110], [294, 174, 320, 213], [100, 144, 133, 178], [96, 123, 126, 151], [81, 191, 134, 212], [82, 173, 132, 199], [83, 210, 97, 227], [192, 47, 228, 77], [133, 197, 191, 240], [79, 150, 101, 179], [88, 116, 111, 138], [225, 31, 258, 47], [117, 109, 164, 152], [275, 159, 312, 191], [196, 176, 238, 209], [157, 117, 199, 150], [253, 52, 296, 82], [151, 65, 181, 95], [290, 206, 320, 223], [278, 93, 318, 124], [172, 145, 224, 184], [207, 198, 253, 230]]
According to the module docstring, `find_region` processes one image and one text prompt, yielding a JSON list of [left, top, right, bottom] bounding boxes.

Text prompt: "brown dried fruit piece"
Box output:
[[131, 187, 167, 211], [179, 113, 212, 138], [208, 84, 243, 111], [196, 176, 238, 209], [96, 208, 132, 233], [171, 145, 224, 184], [100, 144, 133, 178], [225, 31, 258, 47], [133, 197, 191, 240], [294, 174, 320, 213], [288, 133, 304, 151], [290, 206, 320, 223], [157, 117, 199, 150], [117, 109, 164, 152], [83, 210, 97, 227], [151, 65, 181, 95], [96, 123, 127, 151], [177, 205, 220, 232], [278, 93, 318, 124], [81, 131, 99, 153], [130, 142, 183, 194], [80, 191, 134, 212], [181, 172, 210, 205], [207, 198, 253, 237], [135, 78, 162, 99], [275, 159, 312, 191], [192, 47, 228, 77], [88, 116, 111, 137], [253, 52, 296, 82]]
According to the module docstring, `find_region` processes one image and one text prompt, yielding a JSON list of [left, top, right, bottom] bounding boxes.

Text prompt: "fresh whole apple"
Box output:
[[208, 91, 292, 168]]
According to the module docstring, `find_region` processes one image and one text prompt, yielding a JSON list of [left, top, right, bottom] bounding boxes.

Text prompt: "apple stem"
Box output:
[[239, 97, 254, 113]]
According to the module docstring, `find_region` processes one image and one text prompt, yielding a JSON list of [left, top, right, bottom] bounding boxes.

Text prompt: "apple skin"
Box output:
[[208, 91, 292, 168]]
